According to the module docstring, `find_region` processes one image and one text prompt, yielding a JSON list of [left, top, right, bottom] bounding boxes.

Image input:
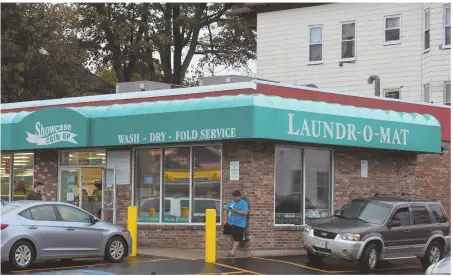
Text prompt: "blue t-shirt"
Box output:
[[225, 199, 249, 228]]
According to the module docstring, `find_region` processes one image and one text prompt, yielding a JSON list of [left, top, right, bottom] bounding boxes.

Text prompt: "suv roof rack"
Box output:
[[371, 192, 437, 202]]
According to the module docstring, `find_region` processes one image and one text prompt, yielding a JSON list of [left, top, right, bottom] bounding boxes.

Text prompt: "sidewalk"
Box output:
[[137, 247, 305, 260]]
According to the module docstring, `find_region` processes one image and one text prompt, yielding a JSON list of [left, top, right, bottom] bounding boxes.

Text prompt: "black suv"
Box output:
[[302, 194, 451, 273]]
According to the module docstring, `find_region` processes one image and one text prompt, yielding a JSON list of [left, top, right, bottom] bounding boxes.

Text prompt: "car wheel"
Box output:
[[360, 243, 379, 273], [421, 241, 443, 270], [9, 240, 34, 270], [104, 236, 127, 263], [306, 252, 323, 264]]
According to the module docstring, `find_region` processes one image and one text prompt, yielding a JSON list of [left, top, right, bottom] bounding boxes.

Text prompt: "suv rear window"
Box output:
[[428, 204, 448, 223]]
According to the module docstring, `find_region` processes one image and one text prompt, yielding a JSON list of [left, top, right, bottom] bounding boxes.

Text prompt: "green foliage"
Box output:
[[1, 3, 102, 103], [77, 3, 256, 85]]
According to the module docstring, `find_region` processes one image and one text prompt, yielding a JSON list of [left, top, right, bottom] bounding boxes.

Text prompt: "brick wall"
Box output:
[[32, 141, 451, 252], [34, 150, 58, 201], [334, 141, 451, 217], [135, 140, 450, 251]]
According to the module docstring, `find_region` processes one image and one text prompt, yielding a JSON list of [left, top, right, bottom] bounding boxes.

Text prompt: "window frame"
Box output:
[[340, 20, 357, 61], [273, 145, 334, 227], [410, 205, 433, 225], [444, 81, 451, 106], [3, 152, 35, 202], [383, 88, 401, 99], [423, 82, 431, 103], [132, 143, 222, 226], [423, 8, 430, 52], [390, 206, 411, 227], [384, 14, 402, 45], [444, 5, 451, 49], [308, 24, 324, 65]]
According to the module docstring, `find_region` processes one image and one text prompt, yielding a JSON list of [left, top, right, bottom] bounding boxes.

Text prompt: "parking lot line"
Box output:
[[251, 256, 355, 274], [11, 258, 172, 273], [221, 271, 247, 275], [214, 262, 262, 275]]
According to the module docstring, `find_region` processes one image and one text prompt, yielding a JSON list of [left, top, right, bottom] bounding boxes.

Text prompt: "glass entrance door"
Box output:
[[80, 167, 103, 217], [60, 168, 82, 206], [102, 167, 116, 223]]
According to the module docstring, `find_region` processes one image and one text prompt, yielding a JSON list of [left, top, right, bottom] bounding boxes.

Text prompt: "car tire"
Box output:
[[104, 236, 127, 263], [421, 240, 443, 270], [306, 252, 323, 264], [360, 243, 379, 273], [9, 240, 35, 270]]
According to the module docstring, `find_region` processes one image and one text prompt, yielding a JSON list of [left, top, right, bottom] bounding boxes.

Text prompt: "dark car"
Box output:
[[302, 194, 451, 273]]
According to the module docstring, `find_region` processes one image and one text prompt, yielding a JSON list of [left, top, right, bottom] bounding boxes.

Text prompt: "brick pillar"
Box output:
[[222, 141, 276, 251], [34, 150, 58, 201]]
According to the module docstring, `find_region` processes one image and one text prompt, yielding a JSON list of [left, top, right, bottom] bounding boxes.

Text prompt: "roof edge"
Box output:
[[0, 82, 257, 111]]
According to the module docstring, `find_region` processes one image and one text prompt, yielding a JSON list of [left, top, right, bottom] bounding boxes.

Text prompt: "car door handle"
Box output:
[[66, 228, 75, 231], [404, 229, 411, 233], [427, 228, 432, 231], [28, 226, 37, 230]]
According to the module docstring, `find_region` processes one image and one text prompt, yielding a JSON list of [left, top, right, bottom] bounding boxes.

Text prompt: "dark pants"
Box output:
[[231, 225, 245, 242]]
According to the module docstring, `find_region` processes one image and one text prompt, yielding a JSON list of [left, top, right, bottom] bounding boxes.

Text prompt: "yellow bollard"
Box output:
[[148, 208, 156, 216], [181, 207, 189, 216], [127, 206, 138, 257], [205, 209, 216, 263]]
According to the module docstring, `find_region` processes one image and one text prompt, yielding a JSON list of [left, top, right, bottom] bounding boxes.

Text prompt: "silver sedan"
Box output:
[[1, 201, 132, 270]]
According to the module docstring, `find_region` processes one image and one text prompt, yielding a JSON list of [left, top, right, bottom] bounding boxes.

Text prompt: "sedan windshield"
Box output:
[[336, 200, 391, 224]]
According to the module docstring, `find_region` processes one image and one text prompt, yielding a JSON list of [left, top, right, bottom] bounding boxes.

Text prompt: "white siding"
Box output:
[[257, 3, 451, 105], [421, 3, 451, 105]]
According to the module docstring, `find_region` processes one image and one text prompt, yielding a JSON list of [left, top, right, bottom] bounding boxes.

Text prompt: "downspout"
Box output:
[[367, 75, 381, 97]]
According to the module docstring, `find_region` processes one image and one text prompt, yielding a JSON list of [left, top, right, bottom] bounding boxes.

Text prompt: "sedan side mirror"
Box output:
[[388, 219, 401, 228], [90, 216, 100, 224]]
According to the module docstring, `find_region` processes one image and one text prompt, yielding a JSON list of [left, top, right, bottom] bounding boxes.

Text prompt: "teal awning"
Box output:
[[0, 94, 441, 153]]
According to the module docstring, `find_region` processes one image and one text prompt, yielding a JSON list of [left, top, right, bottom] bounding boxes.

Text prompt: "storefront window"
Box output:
[[274, 147, 332, 225], [134, 145, 222, 224], [163, 148, 190, 223], [136, 149, 161, 223], [304, 149, 332, 223], [12, 153, 34, 201], [60, 151, 105, 166], [274, 147, 303, 225], [192, 146, 221, 223], [1, 154, 12, 201]]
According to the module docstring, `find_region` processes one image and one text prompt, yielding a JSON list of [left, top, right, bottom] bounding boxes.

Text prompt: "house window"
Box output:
[[135, 146, 222, 224], [424, 9, 430, 51], [384, 89, 400, 99], [423, 83, 430, 103], [309, 25, 323, 62], [445, 5, 451, 47], [341, 21, 356, 60], [445, 82, 451, 106], [384, 15, 401, 44], [274, 147, 333, 226]]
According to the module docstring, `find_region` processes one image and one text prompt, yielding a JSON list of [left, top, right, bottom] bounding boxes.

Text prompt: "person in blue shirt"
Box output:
[[224, 190, 249, 257]]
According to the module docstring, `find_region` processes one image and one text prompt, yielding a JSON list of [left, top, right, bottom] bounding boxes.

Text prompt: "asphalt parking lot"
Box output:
[[1, 255, 425, 275]]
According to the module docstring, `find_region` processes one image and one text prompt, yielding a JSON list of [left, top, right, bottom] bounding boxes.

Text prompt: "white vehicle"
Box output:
[[139, 197, 220, 220]]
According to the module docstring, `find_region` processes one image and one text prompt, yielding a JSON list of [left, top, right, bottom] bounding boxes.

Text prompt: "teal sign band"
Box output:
[[5, 107, 90, 150], [1, 94, 441, 153]]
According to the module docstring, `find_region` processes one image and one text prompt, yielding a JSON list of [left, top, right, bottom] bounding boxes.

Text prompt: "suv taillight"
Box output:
[[1, 224, 8, 230]]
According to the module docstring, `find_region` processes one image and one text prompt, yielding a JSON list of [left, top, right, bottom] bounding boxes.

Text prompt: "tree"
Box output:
[[77, 3, 256, 85], [1, 3, 104, 103]]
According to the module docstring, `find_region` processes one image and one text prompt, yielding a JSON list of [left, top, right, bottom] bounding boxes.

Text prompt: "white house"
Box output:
[[239, 3, 451, 105]]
